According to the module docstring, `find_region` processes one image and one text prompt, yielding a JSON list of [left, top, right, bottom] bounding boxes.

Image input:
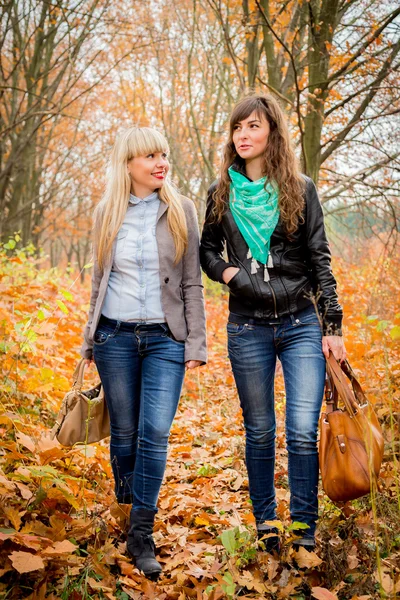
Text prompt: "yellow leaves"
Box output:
[[3, 507, 23, 531], [195, 516, 211, 526], [264, 520, 285, 533], [56, 299, 69, 314], [9, 551, 45, 574], [46, 486, 80, 509]]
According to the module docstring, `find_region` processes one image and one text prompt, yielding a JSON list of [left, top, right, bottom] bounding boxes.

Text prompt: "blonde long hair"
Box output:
[[212, 94, 305, 236], [94, 127, 188, 270]]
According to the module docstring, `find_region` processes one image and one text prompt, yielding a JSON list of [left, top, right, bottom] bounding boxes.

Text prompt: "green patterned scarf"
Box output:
[[229, 166, 279, 279]]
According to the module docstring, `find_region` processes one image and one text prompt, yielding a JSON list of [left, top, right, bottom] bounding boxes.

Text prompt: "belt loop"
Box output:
[[112, 320, 121, 336]]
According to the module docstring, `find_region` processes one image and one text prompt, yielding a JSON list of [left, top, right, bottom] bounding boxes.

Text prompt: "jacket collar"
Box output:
[[156, 199, 168, 222], [229, 157, 252, 182]]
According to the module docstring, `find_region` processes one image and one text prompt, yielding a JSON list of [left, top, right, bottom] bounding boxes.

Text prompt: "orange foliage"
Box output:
[[0, 240, 399, 598]]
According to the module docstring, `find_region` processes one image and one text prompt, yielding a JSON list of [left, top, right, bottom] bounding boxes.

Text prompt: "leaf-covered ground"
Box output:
[[0, 243, 399, 599]]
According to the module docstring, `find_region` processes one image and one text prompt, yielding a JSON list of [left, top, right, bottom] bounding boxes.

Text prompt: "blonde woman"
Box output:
[[81, 127, 207, 580]]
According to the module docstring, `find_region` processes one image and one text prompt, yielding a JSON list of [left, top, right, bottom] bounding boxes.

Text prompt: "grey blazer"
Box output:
[[80, 197, 207, 364]]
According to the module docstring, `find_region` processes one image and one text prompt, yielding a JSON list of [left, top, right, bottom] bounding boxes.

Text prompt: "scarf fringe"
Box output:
[[248, 249, 274, 280]]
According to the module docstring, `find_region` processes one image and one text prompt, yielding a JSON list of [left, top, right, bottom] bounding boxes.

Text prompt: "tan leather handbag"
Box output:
[[50, 358, 110, 446], [319, 354, 384, 502]]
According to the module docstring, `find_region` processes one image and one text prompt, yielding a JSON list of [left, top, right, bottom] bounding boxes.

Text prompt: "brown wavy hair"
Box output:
[[212, 93, 305, 235]]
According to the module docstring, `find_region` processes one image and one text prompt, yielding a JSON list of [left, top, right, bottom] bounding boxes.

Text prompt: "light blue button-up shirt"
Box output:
[[101, 191, 165, 322]]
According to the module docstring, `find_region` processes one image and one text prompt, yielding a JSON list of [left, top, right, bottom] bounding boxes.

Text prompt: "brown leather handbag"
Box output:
[[50, 358, 110, 446], [319, 354, 384, 502]]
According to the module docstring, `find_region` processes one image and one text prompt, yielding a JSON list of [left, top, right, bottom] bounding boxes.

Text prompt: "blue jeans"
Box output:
[[93, 316, 185, 511], [227, 305, 325, 542]]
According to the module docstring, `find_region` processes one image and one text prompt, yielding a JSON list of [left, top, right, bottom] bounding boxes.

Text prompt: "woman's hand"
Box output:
[[185, 360, 203, 370], [85, 358, 94, 367], [322, 336, 346, 362], [222, 266, 240, 284]]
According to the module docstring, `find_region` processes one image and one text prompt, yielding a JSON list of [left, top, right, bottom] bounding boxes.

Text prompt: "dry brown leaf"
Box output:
[[10, 551, 45, 574], [374, 572, 394, 594], [294, 547, 322, 568], [36, 436, 60, 452], [14, 533, 47, 551], [311, 587, 339, 600], [231, 473, 244, 490], [347, 545, 359, 570], [312, 587, 338, 600], [42, 540, 77, 555], [266, 555, 279, 581], [0, 474, 16, 491], [87, 577, 113, 592], [278, 581, 301, 598], [141, 578, 157, 599], [16, 431, 36, 453], [15, 481, 33, 500], [118, 560, 135, 577]]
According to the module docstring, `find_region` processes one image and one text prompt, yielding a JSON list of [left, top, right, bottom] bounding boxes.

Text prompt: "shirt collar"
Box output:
[[129, 191, 159, 205]]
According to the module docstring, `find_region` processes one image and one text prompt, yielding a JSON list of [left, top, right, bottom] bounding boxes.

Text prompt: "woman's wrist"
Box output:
[[222, 266, 240, 284]]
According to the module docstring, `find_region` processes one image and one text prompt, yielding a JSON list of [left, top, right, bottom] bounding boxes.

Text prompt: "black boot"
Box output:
[[257, 525, 281, 554], [127, 508, 162, 580]]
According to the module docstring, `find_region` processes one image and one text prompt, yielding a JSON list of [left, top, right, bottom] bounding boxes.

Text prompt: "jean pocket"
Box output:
[[227, 322, 252, 337], [159, 324, 185, 345], [93, 329, 111, 345], [166, 332, 186, 346], [294, 307, 320, 326]]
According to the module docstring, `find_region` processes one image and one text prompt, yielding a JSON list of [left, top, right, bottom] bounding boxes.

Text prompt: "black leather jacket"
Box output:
[[200, 173, 343, 335]]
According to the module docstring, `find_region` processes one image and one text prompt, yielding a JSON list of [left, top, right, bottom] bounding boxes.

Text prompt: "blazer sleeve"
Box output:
[[305, 177, 343, 336], [181, 199, 207, 364], [199, 182, 235, 283], [80, 238, 102, 359]]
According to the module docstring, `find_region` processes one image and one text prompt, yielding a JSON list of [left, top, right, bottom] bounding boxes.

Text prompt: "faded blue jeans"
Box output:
[[227, 305, 325, 544], [93, 316, 185, 511]]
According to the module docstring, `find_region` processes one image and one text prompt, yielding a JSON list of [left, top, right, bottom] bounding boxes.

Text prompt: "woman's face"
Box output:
[[232, 111, 270, 161], [127, 151, 169, 196]]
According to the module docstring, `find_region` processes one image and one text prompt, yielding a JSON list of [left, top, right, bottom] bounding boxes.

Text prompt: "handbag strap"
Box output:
[[340, 359, 368, 406], [324, 369, 338, 414], [72, 358, 87, 390], [325, 353, 367, 417]]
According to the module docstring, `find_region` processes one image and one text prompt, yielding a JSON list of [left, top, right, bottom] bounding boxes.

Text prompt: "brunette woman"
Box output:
[[200, 94, 345, 553], [81, 127, 207, 579]]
